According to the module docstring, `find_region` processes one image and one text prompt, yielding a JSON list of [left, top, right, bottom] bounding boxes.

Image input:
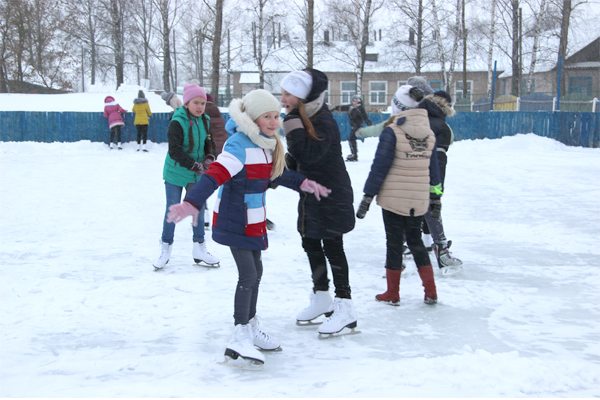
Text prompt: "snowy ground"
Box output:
[[1, 132, 599, 397]]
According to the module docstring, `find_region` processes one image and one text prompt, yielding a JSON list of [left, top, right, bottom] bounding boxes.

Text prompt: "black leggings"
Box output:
[[110, 126, 122, 144], [136, 124, 148, 144], [230, 247, 263, 326], [302, 236, 351, 299], [383, 209, 431, 270]]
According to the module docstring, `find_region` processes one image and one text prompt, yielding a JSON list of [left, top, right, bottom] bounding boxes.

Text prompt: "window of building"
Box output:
[[323, 81, 329, 104], [569, 76, 592, 96], [397, 81, 407, 88], [365, 53, 378, 62], [455, 80, 473, 100], [370, 81, 387, 104], [430, 80, 442, 91], [521, 78, 535, 93], [341, 81, 356, 104]]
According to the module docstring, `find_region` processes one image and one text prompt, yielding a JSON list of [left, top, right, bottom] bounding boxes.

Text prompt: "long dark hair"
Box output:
[[184, 108, 212, 155]]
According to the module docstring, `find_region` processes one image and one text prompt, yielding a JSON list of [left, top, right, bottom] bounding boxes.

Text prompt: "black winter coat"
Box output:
[[284, 103, 356, 239], [347, 104, 372, 128], [417, 96, 454, 152]]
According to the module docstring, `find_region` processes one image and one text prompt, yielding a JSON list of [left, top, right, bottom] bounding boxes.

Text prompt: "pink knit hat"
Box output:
[[182, 83, 206, 105]]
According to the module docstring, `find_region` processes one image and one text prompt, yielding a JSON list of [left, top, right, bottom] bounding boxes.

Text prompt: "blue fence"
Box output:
[[1, 110, 598, 148]]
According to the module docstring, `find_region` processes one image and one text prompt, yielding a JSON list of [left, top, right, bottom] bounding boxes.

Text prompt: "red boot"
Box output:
[[375, 268, 402, 306], [417, 265, 437, 304]]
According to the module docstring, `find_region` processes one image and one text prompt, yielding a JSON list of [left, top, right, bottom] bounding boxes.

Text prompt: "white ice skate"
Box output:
[[434, 241, 463, 276], [192, 241, 220, 268], [318, 298, 360, 339], [220, 324, 265, 370], [296, 290, 334, 326], [153, 241, 172, 270], [249, 316, 281, 351]]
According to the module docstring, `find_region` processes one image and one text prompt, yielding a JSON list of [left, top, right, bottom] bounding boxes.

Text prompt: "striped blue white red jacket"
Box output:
[[184, 118, 305, 250]]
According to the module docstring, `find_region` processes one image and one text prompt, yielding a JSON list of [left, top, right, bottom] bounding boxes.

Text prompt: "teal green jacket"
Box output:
[[163, 106, 211, 187]]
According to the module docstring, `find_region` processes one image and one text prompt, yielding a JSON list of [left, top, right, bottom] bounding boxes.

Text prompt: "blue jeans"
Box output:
[[161, 181, 205, 244]]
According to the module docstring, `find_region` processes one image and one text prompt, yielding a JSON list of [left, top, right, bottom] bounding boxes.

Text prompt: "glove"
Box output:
[[356, 195, 374, 219], [191, 154, 215, 175], [299, 179, 331, 201], [430, 183, 443, 196], [429, 198, 442, 219], [166, 202, 200, 226], [202, 154, 215, 170], [356, 128, 365, 142]]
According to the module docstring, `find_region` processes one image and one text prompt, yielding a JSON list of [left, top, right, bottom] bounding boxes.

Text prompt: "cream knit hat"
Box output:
[[241, 89, 281, 121]]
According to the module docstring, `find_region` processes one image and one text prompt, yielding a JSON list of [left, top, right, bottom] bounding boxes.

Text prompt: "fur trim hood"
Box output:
[[425, 94, 456, 117]]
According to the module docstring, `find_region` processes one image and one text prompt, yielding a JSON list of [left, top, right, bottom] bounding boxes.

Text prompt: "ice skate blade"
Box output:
[[318, 326, 361, 340], [296, 311, 333, 326], [153, 260, 168, 271], [440, 265, 463, 277], [256, 345, 282, 352], [194, 260, 220, 268], [218, 350, 264, 371]]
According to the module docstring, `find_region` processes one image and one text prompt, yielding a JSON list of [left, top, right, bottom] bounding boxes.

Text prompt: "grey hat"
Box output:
[[407, 76, 434, 96]]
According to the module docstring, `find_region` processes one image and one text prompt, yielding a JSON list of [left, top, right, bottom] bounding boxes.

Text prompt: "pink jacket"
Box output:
[[103, 96, 128, 128]]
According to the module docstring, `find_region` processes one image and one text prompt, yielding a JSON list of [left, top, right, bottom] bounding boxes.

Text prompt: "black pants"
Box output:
[[110, 126, 122, 144], [348, 126, 359, 157], [136, 124, 148, 144], [383, 209, 431, 270], [230, 247, 263, 326], [302, 236, 351, 299]]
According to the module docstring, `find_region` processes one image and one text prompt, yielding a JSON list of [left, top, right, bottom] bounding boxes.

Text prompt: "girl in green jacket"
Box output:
[[153, 84, 220, 270]]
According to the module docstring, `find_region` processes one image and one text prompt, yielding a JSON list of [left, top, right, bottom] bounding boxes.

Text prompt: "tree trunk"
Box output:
[[557, 0, 571, 94], [447, 0, 461, 92], [431, 0, 446, 89], [110, 0, 124, 89], [462, 0, 467, 100], [161, 1, 171, 92], [511, 0, 519, 96], [486, 0, 497, 95], [306, 0, 314, 68], [527, 0, 545, 94], [415, 0, 423, 75], [211, 0, 223, 103], [357, 0, 372, 96]]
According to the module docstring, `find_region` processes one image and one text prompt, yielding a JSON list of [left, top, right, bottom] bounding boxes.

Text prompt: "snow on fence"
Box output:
[[1, 110, 598, 148]]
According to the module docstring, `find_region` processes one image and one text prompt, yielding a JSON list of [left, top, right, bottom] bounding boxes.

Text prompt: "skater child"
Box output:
[[356, 84, 441, 305], [167, 89, 330, 369], [281, 68, 358, 338], [418, 90, 463, 275], [132, 90, 152, 152], [103, 96, 127, 150], [346, 95, 372, 161], [153, 83, 219, 270]]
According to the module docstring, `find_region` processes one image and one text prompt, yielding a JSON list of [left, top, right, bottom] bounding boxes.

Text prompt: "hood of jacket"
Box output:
[[420, 95, 456, 118], [227, 98, 282, 141], [133, 97, 148, 104]]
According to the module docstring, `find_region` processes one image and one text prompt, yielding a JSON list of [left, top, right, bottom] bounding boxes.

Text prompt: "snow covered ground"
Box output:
[[1, 123, 599, 395]]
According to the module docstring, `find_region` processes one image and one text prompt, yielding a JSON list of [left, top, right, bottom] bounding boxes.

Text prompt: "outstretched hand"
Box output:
[[299, 179, 331, 201], [167, 202, 200, 226]]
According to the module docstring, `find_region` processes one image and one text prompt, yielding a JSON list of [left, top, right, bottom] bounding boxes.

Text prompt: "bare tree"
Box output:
[[131, 0, 154, 81], [325, 0, 383, 95], [203, 0, 224, 103], [62, 0, 106, 86], [152, 0, 181, 91], [525, 0, 547, 94], [243, 0, 283, 89]]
